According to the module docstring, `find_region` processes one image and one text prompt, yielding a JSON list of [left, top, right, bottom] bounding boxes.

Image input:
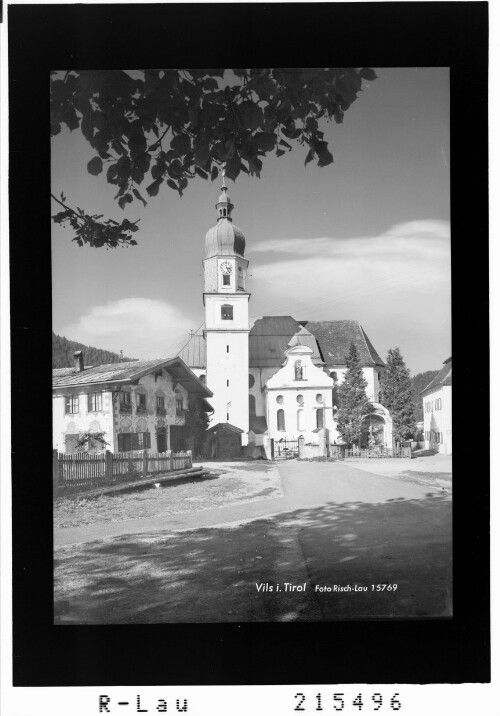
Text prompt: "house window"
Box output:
[[226, 345, 229, 353], [64, 433, 80, 453], [221, 304, 233, 320], [297, 408, 305, 431], [223, 274, 230, 286], [87, 392, 102, 412], [316, 408, 324, 429], [156, 396, 166, 414], [65, 396, 79, 414], [137, 393, 147, 412], [227, 379, 230, 387], [249, 394, 256, 416], [176, 397, 183, 415], [277, 409, 285, 432], [120, 392, 132, 411], [137, 431, 151, 449]]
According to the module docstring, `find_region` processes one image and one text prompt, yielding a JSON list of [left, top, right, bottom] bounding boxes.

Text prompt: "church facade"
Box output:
[[179, 177, 392, 455]]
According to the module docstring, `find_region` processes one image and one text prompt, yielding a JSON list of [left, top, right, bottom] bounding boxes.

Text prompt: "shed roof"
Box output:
[[421, 358, 452, 395], [52, 357, 213, 398], [177, 332, 207, 369], [300, 320, 385, 367]]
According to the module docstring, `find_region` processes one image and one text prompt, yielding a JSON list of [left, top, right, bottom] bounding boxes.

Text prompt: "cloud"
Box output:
[[249, 220, 451, 372], [59, 298, 195, 360]]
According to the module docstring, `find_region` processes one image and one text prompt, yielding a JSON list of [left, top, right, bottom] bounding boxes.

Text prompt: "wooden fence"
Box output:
[[54, 449, 192, 495], [343, 446, 412, 459]]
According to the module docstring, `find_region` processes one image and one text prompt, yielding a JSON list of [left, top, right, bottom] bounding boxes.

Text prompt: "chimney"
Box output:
[[74, 350, 84, 372]]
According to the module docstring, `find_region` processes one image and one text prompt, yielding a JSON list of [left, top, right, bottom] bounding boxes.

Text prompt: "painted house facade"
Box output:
[[178, 176, 393, 454], [52, 353, 212, 454], [421, 357, 452, 455]]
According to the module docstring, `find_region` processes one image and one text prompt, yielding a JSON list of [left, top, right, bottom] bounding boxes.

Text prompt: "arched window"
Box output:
[[297, 408, 305, 431], [249, 394, 256, 416], [199, 374, 206, 384], [221, 304, 233, 320], [276, 395, 284, 405], [277, 409, 285, 432], [296, 394, 304, 405], [249, 374, 255, 388], [294, 360, 304, 380], [316, 408, 324, 429], [316, 393, 323, 404], [330, 371, 338, 382]]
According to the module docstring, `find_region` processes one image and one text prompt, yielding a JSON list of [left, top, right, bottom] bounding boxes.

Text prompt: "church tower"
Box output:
[[203, 170, 250, 444]]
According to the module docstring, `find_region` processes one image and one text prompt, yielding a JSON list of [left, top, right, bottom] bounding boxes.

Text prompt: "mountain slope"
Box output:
[[52, 333, 136, 369]]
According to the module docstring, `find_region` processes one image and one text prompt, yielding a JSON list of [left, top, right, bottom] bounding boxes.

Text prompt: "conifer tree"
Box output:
[[379, 347, 416, 442], [336, 342, 373, 448]]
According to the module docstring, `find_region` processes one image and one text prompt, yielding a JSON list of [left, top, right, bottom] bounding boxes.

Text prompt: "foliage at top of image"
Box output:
[[51, 68, 377, 248]]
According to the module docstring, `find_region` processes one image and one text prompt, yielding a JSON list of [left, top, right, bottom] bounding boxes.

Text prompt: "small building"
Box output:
[[204, 423, 244, 459], [52, 352, 213, 454], [421, 357, 452, 455]]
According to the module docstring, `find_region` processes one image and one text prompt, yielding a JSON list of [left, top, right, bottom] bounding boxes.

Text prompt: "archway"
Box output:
[[361, 413, 385, 448]]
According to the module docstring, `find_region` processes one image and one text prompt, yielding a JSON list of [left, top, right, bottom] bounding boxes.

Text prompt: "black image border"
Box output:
[[9, 2, 489, 687]]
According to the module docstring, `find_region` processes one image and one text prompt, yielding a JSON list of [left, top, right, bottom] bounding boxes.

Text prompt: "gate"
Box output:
[[274, 438, 299, 459]]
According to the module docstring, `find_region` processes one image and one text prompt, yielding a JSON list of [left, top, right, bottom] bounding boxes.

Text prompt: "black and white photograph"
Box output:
[[50, 66, 453, 625], [7, 1, 490, 700]]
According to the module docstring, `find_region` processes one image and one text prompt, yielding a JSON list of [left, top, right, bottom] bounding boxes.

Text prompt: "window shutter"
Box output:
[[118, 434, 124, 452], [145, 432, 151, 449], [131, 433, 140, 450]]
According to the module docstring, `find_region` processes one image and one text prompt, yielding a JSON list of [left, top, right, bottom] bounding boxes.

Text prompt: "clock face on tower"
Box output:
[[220, 261, 233, 275]]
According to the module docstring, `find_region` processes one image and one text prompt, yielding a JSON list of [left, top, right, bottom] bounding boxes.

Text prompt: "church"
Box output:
[[178, 174, 392, 457]]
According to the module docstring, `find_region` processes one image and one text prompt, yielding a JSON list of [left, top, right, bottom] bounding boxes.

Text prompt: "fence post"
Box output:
[[142, 449, 148, 479], [270, 439, 275, 460], [298, 435, 305, 458], [187, 449, 192, 468], [170, 450, 174, 472], [53, 450, 59, 498], [105, 450, 113, 482]]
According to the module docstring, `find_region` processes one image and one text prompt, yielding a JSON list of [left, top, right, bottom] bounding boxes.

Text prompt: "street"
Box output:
[[54, 459, 452, 623]]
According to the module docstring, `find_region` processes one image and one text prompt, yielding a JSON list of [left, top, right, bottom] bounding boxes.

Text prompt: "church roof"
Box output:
[[421, 357, 452, 395], [249, 317, 323, 367], [205, 220, 246, 259], [177, 332, 206, 369], [301, 320, 385, 367]]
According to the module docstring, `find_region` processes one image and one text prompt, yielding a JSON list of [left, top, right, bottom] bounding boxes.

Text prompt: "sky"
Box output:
[[51, 67, 450, 375]]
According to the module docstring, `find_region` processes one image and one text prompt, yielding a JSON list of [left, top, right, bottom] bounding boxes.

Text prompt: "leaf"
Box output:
[[276, 148, 285, 157], [166, 178, 179, 193], [359, 67, 377, 82], [304, 148, 315, 166], [224, 156, 240, 181], [133, 188, 147, 206], [195, 166, 208, 180], [170, 133, 191, 156], [118, 193, 133, 210], [146, 178, 162, 197], [317, 149, 334, 167], [251, 132, 277, 153], [279, 138, 292, 149], [239, 101, 264, 130], [211, 165, 219, 182]]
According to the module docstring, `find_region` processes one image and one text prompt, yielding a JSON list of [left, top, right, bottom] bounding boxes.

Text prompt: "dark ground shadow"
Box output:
[[54, 493, 452, 624]]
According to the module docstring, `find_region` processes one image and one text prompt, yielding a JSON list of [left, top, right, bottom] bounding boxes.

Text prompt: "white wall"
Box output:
[[52, 390, 115, 453], [423, 385, 452, 454], [205, 330, 249, 443]]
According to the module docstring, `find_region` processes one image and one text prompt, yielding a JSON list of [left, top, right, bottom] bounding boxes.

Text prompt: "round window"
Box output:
[[296, 394, 304, 405], [248, 374, 255, 388], [276, 395, 284, 405]]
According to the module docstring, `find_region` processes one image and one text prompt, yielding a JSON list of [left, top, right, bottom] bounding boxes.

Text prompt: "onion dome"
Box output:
[[205, 168, 246, 258]]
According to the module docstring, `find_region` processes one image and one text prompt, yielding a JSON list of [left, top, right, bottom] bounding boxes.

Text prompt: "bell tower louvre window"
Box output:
[[221, 304, 233, 320]]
